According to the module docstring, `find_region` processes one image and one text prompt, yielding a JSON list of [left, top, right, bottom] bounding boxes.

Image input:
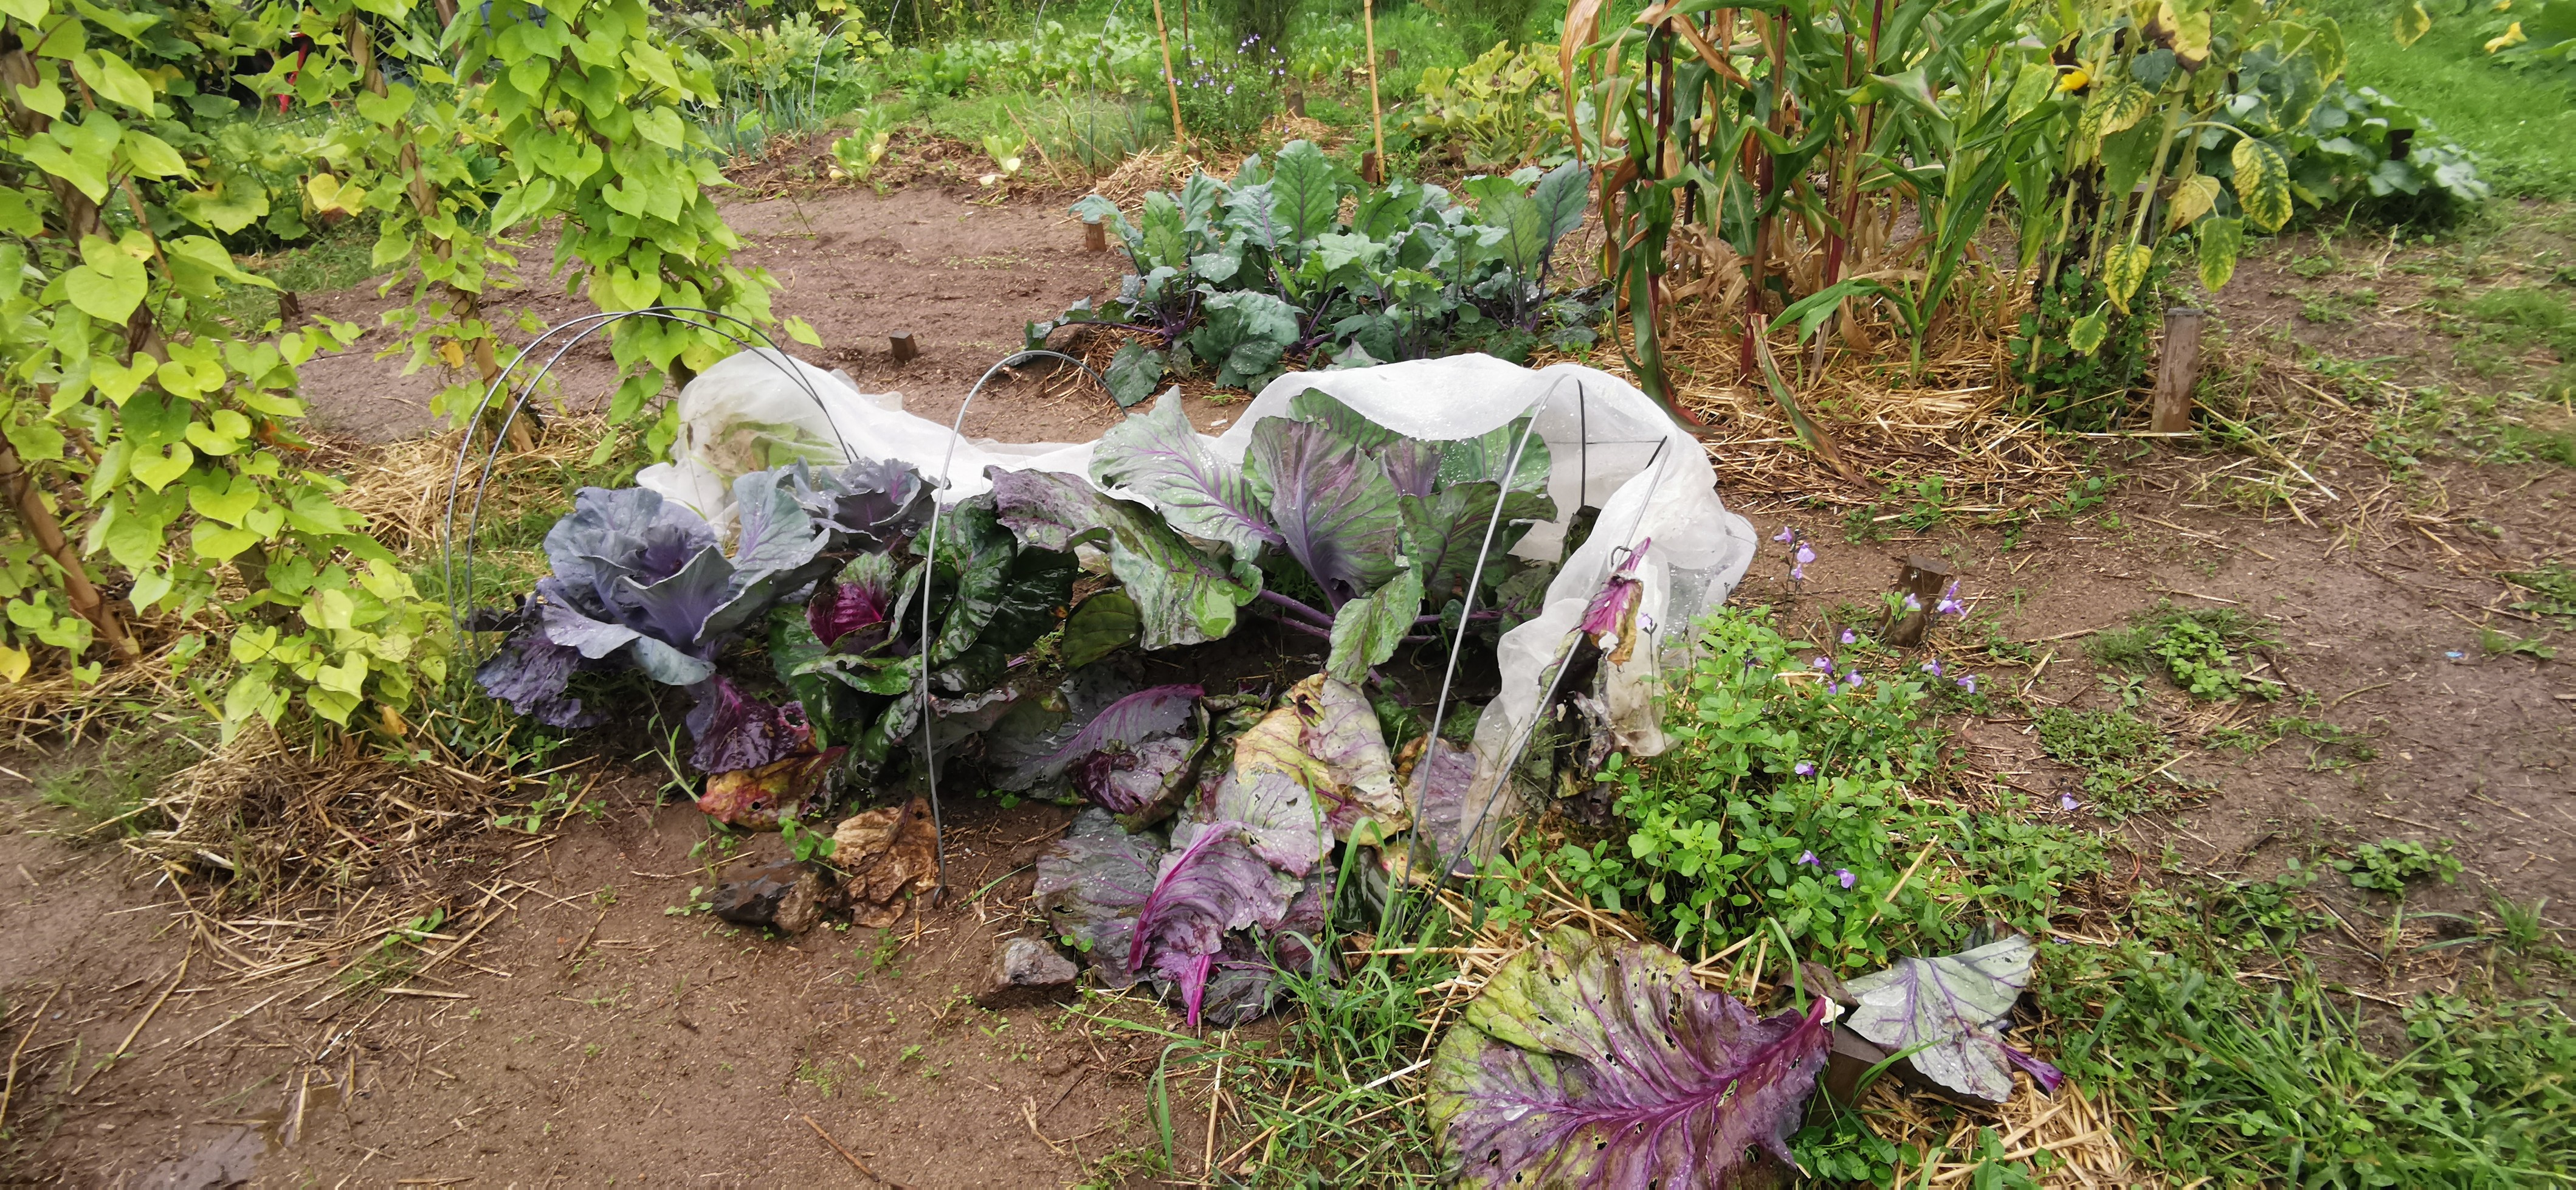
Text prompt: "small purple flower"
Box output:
[[1921, 660, 1944, 677], [1795, 543, 1816, 567], [1903, 592, 1922, 612], [1772, 525, 1797, 544], [1812, 657, 1834, 669], [1797, 850, 1820, 865], [2059, 792, 2081, 812], [1794, 762, 1814, 777], [1957, 674, 1979, 694], [1841, 629, 1858, 645], [1842, 671, 1864, 690], [1936, 581, 1966, 617], [1836, 868, 1856, 890]]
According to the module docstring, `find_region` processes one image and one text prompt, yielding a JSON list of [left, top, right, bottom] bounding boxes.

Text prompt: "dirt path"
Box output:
[[0, 780, 1200, 1186], [291, 184, 1149, 447]]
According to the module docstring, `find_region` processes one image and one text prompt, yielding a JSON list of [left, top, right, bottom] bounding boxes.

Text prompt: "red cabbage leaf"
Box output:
[[1089, 391, 1279, 556], [1243, 415, 1405, 607], [1430, 927, 1831, 1188], [1842, 933, 2043, 1104]]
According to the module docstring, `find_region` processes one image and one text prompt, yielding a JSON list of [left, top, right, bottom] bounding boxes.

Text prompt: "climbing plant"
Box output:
[[0, 0, 780, 736]]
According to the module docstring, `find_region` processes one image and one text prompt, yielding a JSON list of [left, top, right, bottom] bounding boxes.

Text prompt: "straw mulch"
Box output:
[[1405, 878, 2141, 1186], [120, 718, 555, 902], [1540, 276, 2090, 514], [333, 413, 611, 561]]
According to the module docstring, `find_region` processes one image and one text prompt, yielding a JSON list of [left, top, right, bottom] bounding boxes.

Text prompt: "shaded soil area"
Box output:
[[289, 183, 1197, 448]]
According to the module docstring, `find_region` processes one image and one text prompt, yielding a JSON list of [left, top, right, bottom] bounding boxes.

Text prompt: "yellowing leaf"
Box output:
[[2081, 81, 2151, 139], [2057, 67, 2090, 92], [2395, 0, 2433, 46], [2150, 0, 2213, 69], [2068, 311, 2109, 355], [0, 643, 29, 683], [2102, 243, 2154, 315], [2485, 20, 2526, 50], [2197, 216, 2244, 292], [2167, 174, 2222, 231], [2230, 137, 2294, 232], [306, 172, 343, 211]]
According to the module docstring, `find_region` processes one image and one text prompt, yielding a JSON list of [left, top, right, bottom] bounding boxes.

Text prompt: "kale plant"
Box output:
[[1048, 140, 1599, 403]]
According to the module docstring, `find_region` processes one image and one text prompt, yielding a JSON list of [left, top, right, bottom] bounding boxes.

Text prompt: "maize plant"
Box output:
[[1562, 0, 2349, 437]]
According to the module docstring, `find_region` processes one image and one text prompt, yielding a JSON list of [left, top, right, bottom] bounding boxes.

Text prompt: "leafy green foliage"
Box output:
[[2275, 81, 2488, 218], [2336, 837, 2463, 893], [2089, 602, 2281, 700], [1566, 609, 2097, 966], [2034, 707, 2168, 810], [2505, 561, 2576, 623], [2011, 268, 2161, 427], [1399, 41, 1569, 170], [1068, 144, 1596, 390]]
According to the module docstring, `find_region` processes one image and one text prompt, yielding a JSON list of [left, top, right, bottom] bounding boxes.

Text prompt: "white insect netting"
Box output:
[[639, 349, 1758, 852]]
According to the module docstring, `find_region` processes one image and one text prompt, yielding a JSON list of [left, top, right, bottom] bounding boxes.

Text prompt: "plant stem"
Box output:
[[1258, 589, 1333, 625]]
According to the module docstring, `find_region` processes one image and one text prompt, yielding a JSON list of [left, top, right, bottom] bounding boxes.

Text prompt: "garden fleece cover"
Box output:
[[638, 350, 1758, 856]]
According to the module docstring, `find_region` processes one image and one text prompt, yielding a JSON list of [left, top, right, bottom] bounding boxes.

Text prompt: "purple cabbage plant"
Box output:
[[474, 458, 940, 785], [1072, 389, 1552, 682]]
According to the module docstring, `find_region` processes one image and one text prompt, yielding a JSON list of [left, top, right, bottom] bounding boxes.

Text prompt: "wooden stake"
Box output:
[[1083, 218, 1107, 253], [1363, 0, 1386, 170], [2152, 307, 2206, 435], [1883, 554, 1954, 648], [1152, 0, 1188, 141], [889, 332, 920, 363]]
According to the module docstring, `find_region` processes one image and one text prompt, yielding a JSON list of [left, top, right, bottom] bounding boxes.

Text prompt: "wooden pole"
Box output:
[[2152, 308, 2206, 435], [1363, 0, 1386, 181], [1152, 0, 1189, 141], [890, 332, 921, 363]]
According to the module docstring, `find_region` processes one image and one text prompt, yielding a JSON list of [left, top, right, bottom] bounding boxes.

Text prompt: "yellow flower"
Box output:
[[2057, 67, 2090, 92], [2486, 20, 2527, 50]]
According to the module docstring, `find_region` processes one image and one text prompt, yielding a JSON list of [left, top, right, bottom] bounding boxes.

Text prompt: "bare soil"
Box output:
[[4, 183, 2573, 1185]]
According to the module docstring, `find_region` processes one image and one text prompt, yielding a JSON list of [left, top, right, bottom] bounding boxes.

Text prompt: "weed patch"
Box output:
[[2034, 706, 2172, 814], [2045, 952, 2576, 1184], [2089, 603, 2282, 701]]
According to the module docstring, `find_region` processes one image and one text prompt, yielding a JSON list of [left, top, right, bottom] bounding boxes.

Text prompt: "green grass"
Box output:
[[2315, 0, 2576, 198], [32, 728, 204, 835], [216, 220, 384, 331], [2044, 952, 2576, 1185]]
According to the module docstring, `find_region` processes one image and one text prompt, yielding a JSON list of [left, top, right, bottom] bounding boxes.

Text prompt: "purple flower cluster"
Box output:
[[1794, 853, 1856, 888], [1936, 581, 1968, 617], [1774, 525, 1816, 583]]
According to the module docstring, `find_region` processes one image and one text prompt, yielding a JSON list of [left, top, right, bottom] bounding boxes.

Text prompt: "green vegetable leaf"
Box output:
[[64, 235, 146, 323], [1326, 566, 1421, 684]]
